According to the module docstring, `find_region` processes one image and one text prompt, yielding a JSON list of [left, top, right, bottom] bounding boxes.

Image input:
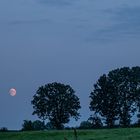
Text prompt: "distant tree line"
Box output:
[[0, 127, 8, 132], [22, 120, 46, 131], [21, 66, 140, 130]]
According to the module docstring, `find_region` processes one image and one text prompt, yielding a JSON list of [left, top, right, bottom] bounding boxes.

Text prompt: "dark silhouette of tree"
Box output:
[[31, 82, 81, 129], [46, 122, 55, 130], [22, 120, 46, 131], [0, 127, 8, 132], [32, 120, 46, 130], [136, 114, 140, 126], [22, 120, 33, 131], [79, 115, 102, 129], [90, 66, 140, 127], [88, 115, 103, 128], [79, 121, 93, 129], [90, 74, 119, 127]]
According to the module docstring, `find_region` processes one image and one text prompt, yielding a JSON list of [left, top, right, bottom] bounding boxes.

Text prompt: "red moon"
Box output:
[[9, 88, 16, 96]]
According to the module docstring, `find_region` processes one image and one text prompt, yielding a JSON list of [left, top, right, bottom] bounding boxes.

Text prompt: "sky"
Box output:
[[0, 0, 140, 130]]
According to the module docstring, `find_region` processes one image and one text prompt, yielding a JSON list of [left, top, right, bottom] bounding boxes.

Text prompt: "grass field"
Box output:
[[0, 128, 140, 140]]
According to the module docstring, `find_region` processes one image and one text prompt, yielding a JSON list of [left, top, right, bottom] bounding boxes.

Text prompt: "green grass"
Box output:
[[0, 128, 140, 140]]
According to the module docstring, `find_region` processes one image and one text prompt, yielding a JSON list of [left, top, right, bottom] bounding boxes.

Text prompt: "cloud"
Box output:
[[87, 6, 140, 42], [107, 6, 140, 34], [37, 0, 76, 6], [0, 18, 51, 26]]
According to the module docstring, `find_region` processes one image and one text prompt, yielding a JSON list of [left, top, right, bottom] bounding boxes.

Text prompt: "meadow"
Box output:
[[0, 128, 140, 140]]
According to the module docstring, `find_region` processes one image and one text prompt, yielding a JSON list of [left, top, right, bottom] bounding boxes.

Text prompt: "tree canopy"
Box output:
[[90, 66, 140, 127], [31, 82, 81, 129]]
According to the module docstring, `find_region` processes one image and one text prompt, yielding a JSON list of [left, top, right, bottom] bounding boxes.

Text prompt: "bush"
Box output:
[[0, 127, 8, 132], [79, 121, 93, 129], [22, 120, 33, 131], [22, 120, 46, 131], [33, 120, 45, 130]]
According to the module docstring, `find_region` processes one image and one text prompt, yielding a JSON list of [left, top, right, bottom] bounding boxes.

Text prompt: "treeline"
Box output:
[[1, 66, 140, 131], [21, 117, 140, 131], [28, 66, 140, 130]]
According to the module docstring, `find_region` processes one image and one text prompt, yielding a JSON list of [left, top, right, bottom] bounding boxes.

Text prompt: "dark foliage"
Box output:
[[79, 121, 93, 129], [0, 127, 8, 132], [46, 122, 55, 130], [22, 120, 45, 131], [22, 120, 33, 131], [79, 115, 102, 129], [32, 120, 46, 130], [88, 115, 103, 128], [31, 82, 81, 129], [90, 66, 140, 127]]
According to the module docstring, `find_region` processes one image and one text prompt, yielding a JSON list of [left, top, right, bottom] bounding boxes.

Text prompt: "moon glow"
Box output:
[[9, 88, 16, 96]]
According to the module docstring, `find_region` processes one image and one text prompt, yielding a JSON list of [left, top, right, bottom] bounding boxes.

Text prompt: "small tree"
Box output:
[[33, 120, 46, 130], [46, 122, 55, 130], [22, 120, 33, 131], [79, 121, 92, 129], [22, 120, 46, 131], [88, 115, 103, 128], [31, 82, 81, 129], [0, 127, 8, 132]]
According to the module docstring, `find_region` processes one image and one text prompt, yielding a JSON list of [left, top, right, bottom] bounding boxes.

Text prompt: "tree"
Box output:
[[0, 127, 8, 132], [90, 74, 119, 127], [22, 120, 33, 131], [46, 122, 55, 130], [79, 115, 102, 129], [32, 120, 46, 130], [22, 120, 46, 131], [136, 113, 140, 126], [79, 121, 92, 129], [88, 115, 103, 128], [90, 66, 140, 127], [31, 82, 81, 129]]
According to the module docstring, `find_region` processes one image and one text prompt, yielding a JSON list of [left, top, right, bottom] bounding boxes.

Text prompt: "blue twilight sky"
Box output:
[[0, 0, 140, 130]]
